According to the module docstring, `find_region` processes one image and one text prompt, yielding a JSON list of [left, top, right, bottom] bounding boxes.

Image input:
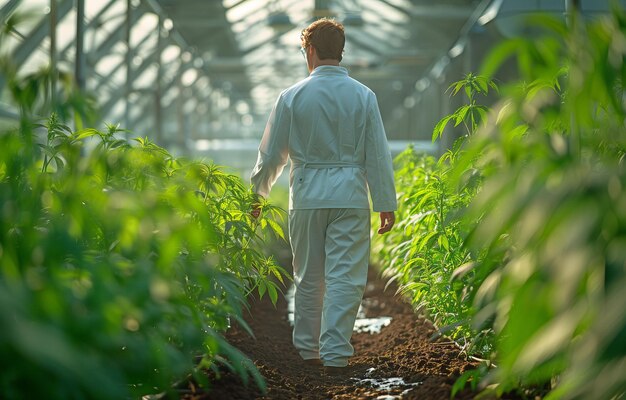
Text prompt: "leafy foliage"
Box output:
[[372, 74, 492, 356], [0, 11, 290, 398], [0, 114, 287, 399], [375, 7, 626, 400], [432, 73, 497, 142], [0, 13, 289, 397], [455, 10, 626, 399]]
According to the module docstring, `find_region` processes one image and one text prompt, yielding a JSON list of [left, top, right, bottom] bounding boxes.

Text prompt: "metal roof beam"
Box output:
[[93, 30, 156, 93], [345, 35, 384, 57], [0, 0, 22, 93], [13, 0, 72, 66], [233, 0, 301, 49], [242, 22, 308, 56], [0, 0, 21, 23], [168, 17, 231, 29], [101, 56, 199, 116], [227, 0, 268, 25], [59, 0, 118, 57], [100, 51, 159, 115], [225, 0, 249, 11], [88, 6, 143, 64], [129, 70, 210, 129], [242, 30, 288, 55], [410, 3, 476, 18], [378, 0, 475, 19]]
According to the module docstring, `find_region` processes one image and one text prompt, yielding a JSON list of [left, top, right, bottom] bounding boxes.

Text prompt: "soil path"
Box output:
[[182, 264, 485, 400]]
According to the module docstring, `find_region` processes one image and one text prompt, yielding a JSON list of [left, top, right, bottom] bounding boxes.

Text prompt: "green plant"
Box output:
[[372, 74, 494, 356], [0, 9, 289, 399], [376, 7, 626, 399], [0, 112, 287, 399], [432, 73, 497, 142], [450, 8, 626, 399]]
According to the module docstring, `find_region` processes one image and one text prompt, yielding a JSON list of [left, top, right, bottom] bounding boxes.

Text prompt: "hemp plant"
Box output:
[[372, 74, 496, 356], [0, 64, 288, 400]]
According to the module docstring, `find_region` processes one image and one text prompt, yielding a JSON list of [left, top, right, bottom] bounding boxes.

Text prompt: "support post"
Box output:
[[565, 0, 581, 158], [438, 79, 450, 155], [125, 0, 132, 131], [177, 62, 185, 151], [155, 14, 163, 144], [75, 0, 85, 91], [50, 0, 58, 109]]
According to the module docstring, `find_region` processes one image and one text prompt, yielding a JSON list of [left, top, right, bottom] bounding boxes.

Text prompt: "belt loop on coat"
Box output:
[[293, 161, 364, 170]]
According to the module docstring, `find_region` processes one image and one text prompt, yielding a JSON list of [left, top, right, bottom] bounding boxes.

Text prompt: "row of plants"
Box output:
[[373, 7, 626, 400], [0, 117, 289, 399], [372, 73, 494, 357], [0, 30, 288, 399]]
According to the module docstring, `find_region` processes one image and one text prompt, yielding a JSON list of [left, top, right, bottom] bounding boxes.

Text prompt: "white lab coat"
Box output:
[[250, 65, 397, 212], [250, 65, 397, 367]]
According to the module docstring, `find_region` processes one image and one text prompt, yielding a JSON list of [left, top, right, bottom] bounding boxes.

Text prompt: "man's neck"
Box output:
[[310, 59, 340, 71], [317, 59, 339, 67]]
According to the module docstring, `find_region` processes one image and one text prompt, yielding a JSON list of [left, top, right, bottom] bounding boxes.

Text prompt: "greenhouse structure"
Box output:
[[2, 0, 626, 399], [1, 0, 561, 166]]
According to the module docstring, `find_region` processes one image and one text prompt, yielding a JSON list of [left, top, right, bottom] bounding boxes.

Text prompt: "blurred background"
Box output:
[[0, 0, 622, 174], [3, 4, 626, 398]]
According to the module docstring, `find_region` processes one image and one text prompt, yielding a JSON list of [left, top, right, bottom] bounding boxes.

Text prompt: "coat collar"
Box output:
[[310, 65, 349, 77]]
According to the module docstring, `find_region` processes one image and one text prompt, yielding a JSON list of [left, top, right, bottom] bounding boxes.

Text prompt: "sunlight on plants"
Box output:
[[374, 6, 626, 400], [0, 100, 288, 399]]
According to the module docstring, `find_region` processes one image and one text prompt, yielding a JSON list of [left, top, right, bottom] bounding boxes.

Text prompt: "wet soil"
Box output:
[[181, 263, 492, 400]]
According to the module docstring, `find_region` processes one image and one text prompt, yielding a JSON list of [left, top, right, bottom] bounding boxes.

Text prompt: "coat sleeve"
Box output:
[[364, 93, 398, 212], [250, 94, 290, 198]]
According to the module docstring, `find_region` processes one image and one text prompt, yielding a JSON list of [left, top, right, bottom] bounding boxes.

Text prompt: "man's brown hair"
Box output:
[[300, 18, 345, 62]]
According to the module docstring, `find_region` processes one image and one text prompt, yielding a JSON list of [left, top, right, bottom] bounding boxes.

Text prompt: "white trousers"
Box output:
[[288, 208, 370, 367]]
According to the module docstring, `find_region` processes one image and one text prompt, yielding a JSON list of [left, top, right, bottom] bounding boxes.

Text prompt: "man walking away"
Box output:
[[250, 17, 397, 372]]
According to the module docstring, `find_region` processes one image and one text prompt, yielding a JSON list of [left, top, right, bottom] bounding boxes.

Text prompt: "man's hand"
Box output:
[[377, 211, 395, 234], [250, 193, 264, 219], [250, 204, 261, 219]]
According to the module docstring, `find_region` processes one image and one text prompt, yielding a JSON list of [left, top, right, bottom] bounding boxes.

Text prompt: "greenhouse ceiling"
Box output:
[[1, 0, 621, 156], [157, 0, 486, 115], [0, 0, 489, 127]]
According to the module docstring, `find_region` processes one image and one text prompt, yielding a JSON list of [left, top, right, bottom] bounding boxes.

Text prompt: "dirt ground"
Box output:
[[178, 261, 497, 400]]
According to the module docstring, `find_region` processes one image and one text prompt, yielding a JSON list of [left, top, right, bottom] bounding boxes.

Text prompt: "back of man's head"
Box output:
[[301, 18, 345, 62]]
